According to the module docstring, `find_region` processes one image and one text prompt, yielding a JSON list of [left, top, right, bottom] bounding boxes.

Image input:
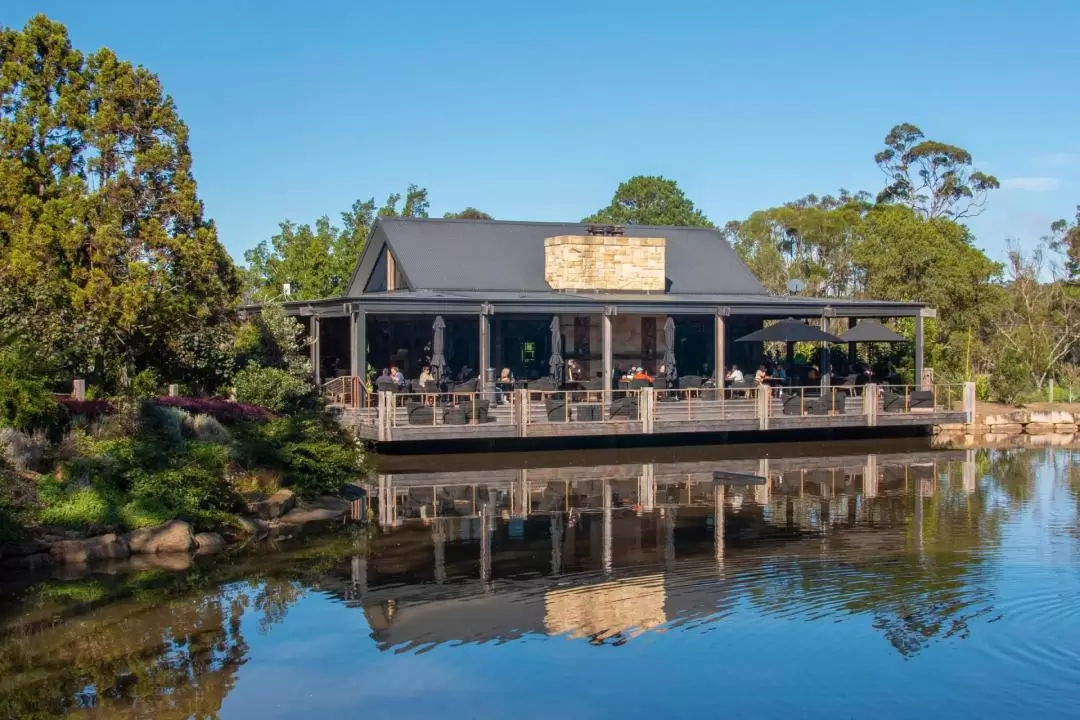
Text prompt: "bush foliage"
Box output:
[[233, 363, 315, 414]]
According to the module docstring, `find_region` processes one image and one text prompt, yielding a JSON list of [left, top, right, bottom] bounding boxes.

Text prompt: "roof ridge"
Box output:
[[379, 216, 721, 232]]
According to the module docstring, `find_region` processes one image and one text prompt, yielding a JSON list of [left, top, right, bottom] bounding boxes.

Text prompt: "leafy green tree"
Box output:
[[444, 207, 493, 220], [874, 123, 1000, 220], [991, 242, 1080, 391], [1050, 206, 1080, 281], [0, 15, 239, 391], [584, 175, 713, 227], [244, 186, 428, 301]]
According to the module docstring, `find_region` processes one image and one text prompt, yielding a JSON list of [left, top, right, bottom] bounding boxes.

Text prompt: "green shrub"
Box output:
[[233, 363, 314, 413], [278, 418, 363, 497], [37, 486, 120, 530], [128, 442, 239, 527], [975, 374, 991, 402], [128, 368, 162, 399], [186, 413, 229, 443], [0, 368, 60, 432]]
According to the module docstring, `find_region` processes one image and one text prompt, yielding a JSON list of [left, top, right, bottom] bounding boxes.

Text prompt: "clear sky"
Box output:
[[7, 0, 1079, 264]]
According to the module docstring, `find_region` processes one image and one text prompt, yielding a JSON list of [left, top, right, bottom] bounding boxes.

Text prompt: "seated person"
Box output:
[[566, 359, 581, 383], [632, 366, 654, 384], [419, 365, 436, 387], [390, 365, 405, 389], [725, 365, 745, 384], [807, 364, 820, 382], [771, 364, 787, 381], [754, 365, 767, 385], [498, 367, 514, 385]]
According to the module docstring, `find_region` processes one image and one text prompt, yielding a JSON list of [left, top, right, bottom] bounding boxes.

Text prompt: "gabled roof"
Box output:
[[347, 217, 770, 296]]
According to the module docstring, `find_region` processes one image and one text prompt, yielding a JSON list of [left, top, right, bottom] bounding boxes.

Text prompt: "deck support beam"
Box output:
[[309, 315, 321, 385], [479, 305, 492, 395], [915, 312, 925, 389], [350, 307, 366, 383], [602, 307, 614, 391], [715, 309, 727, 390]]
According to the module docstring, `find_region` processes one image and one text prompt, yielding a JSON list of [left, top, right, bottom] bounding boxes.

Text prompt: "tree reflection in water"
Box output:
[[1, 448, 1079, 714]]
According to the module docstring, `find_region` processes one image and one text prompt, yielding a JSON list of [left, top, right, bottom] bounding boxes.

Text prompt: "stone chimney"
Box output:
[[545, 235, 666, 291]]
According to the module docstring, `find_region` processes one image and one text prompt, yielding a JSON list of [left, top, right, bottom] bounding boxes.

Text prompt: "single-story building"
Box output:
[[253, 217, 932, 393]]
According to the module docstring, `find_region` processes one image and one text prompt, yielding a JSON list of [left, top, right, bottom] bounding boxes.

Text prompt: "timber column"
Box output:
[[309, 315, 321, 386], [915, 310, 926, 389], [602, 306, 615, 391], [350, 306, 366, 384], [715, 308, 728, 390], [479, 303, 492, 395]]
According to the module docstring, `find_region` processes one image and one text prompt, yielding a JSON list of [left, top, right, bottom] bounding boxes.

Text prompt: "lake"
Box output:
[[2, 440, 1079, 719]]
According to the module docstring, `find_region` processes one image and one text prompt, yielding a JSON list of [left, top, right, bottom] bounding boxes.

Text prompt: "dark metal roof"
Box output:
[[838, 319, 907, 343], [349, 216, 769, 295]]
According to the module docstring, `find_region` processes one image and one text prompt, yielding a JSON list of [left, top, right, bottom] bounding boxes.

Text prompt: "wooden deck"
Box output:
[[332, 384, 973, 447]]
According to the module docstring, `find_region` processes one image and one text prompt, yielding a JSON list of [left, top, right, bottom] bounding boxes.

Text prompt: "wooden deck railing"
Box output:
[[325, 381, 976, 441]]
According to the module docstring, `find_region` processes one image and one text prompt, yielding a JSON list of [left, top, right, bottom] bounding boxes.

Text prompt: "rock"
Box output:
[[1024, 422, 1056, 435], [278, 496, 350, 526], [124, 553, 192, 572], [194, 532, 226, 554], [1027, 433, 1076, 447], [983, 433, 1027, 446], [50, 534, 130, 564], [1, 537, 48, 558], [1055, 424, 1079, 434], [1028, 410, 1074, 424], [935, 423, 965, 433], [248, 489, 297, 520], [126, 520, 194, 555], [235, 515, 269, 537], [990, 423, 1024, 435], [984, 410, 1029, 426]]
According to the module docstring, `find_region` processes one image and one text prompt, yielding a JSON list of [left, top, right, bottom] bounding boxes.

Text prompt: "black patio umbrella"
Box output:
[[839, 320, 905, 375], [430, 315, 447, 380], [548, 315, 564, 384], [837, 320, 906, 343], [662, 316, 677, 378], [735, 318, 844, 344]]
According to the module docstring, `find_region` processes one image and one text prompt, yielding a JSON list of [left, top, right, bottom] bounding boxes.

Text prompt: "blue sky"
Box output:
[[7, 0, 1079, 264]]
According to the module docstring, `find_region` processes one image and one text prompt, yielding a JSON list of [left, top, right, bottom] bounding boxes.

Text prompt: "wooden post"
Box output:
[[309, 315, 321, 385], [756, 386, 770, 430], [915, 312, 925, 390], [350, 308, 366, 383], [820, 315, 831, 388], [72, 379, 86, 401], [715, 310, 726, 391], [602, 309, 614, 392], [642, 387, 655, 433], [168, 384, 178, 397], [847, 317, 857, 368], [863, 383, 877, 426], [479, 306, 491, 396], [963, 381, 976, 425], [863, 454, 878, 498]]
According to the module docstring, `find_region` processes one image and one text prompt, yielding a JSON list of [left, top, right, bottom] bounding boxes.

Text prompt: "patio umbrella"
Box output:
[[430, 315, 447, 380], [662, 316, 677, 378], [838, 320, 905, 375], [735, 318, 844, 344], [548, 315, 564, 384]]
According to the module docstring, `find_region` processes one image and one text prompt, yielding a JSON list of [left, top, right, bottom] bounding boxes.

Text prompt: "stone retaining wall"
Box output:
[[934, 409, 1080, 447]]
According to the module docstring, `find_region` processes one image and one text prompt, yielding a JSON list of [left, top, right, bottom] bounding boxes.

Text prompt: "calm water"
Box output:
[[2, 441, 1080, 719]]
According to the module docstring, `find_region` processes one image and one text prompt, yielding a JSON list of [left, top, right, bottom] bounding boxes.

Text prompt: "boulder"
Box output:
[[248, 489, 297, 520], [934, 423, 965, 434], [1024, 422, 1056, 435], [1027, 433, 1076, 447], [990, 423, 1024, 435], [194, 532, 227, 554], [1028, 410, 1075, 425], [1055, 424, 1079, 434], [50, 534, 130, 564], [126, 520, 194, 555], [278, 496, 350, 526], [985, 410, 1029, 426], [983, 433, 1027, 446], [235, 515, 270, 537]]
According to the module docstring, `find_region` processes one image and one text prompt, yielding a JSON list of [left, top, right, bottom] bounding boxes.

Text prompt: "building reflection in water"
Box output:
[[359, 448, 985, 653]]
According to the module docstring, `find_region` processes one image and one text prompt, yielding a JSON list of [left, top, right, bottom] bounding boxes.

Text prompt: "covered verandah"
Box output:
[[287, 291, 934, 399]]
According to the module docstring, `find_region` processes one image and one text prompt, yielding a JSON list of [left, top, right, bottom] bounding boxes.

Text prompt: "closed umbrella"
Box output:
[[548, 315, 564, 384], [431, 316, 446, 380], [662, 316, 677, 379]]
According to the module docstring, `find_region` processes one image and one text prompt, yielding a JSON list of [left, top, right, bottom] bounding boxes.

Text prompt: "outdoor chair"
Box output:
[[629, 379, 649, 390], [680, 375, 704, 389], [727, 380, 755, 399], [909, 390, 935, 410], [376, 378, 398, 393], [453, 378, 478, 394], [406, 402, 438, 425], [609, 397, 639, 420], [808, 392, 845, 415], [782, 394, 805, 416], [443, 406, 468, 425], [462, 397, 492, 423], [882, 390, 905, 412], [576, 403, 602, 421], [545, 396, 571, 422]]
